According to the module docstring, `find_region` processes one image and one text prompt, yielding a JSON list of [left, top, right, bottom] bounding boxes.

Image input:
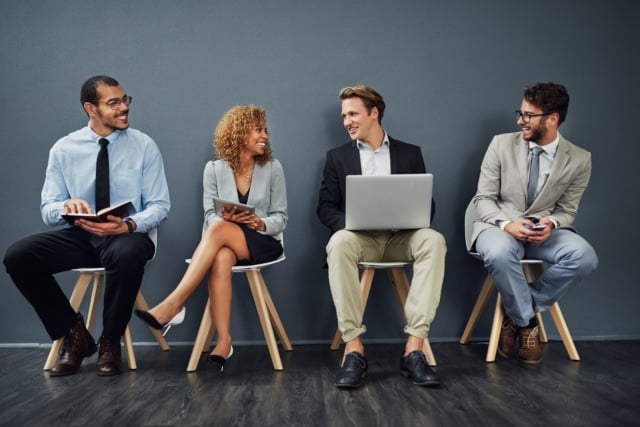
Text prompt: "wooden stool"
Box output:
[[459, 256, 579, 362], [44, 267, 170, 371], [186, 256, 292, 372], [330, 261, 436, 367]]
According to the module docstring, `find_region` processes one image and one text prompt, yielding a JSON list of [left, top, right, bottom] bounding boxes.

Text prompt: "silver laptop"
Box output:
[[345, 174, 433, 230]]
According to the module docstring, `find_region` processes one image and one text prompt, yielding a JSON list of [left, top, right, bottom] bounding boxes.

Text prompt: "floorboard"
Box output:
[[1, 341, 639, 426]]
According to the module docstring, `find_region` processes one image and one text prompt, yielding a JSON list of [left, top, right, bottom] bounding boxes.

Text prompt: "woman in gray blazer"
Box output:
[[136, 105, 287, 370]]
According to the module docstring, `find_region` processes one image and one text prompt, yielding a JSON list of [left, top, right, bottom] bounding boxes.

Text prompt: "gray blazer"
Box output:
[[202, 159, 288, 242], [465, 132, 591, 251]]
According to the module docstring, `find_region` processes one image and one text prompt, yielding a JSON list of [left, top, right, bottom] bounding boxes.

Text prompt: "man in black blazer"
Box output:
[[317, 85, 446, 388]]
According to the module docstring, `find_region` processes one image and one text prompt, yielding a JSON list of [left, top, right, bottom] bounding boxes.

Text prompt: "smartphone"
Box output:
[[530, 224, 546, 231]]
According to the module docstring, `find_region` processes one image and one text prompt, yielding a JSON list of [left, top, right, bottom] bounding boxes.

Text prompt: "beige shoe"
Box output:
[[498, 318, 518, 358], [518, 326, 542, 364]]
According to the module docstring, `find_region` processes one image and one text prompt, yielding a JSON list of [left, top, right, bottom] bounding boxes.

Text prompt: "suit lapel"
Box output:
[[516, 135, 530, 197], [536, 135, 570, 200], [389, 137, 401, 173], [343, 141, 362, 175]]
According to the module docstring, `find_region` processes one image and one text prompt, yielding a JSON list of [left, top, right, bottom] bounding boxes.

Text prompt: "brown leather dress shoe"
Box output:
[[97, 336, 123, 376], [518, 326, 542, 364], [498, 318, 518, 358], [50, 313, 97, 377]]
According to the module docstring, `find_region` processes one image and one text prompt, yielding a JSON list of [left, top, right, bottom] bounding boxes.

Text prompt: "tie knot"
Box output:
[[99, 138, 109, 148], [530, 146, 543, 157]]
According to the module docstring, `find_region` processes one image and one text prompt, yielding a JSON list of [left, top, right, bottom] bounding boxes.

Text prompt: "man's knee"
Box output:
[[104, 235, 153, 268], [3, 238, 33, 274], [411, 229, 447, 260], [327, 230, 360, 258], [476, 229, 519, 265], [574, 243, 599, 276]]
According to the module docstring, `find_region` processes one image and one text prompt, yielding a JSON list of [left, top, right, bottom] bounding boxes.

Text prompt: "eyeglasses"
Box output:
[[515, 110, 547, 123], [93, 96, 133, 109]]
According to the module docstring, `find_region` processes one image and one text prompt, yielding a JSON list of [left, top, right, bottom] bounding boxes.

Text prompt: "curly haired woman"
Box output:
[[136, 105, 287, 370]]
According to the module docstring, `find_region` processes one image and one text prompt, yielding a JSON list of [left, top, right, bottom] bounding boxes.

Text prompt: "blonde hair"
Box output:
[[213, 105, 273, 172], [339, 85, 386, 122]]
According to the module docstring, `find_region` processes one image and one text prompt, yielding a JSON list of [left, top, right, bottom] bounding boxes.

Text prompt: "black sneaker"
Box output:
[[400, 351, 440, 387], [335, 351, 368, 388]]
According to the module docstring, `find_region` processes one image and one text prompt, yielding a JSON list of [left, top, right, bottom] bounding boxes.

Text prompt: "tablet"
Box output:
[[213, 197, 255, 214]]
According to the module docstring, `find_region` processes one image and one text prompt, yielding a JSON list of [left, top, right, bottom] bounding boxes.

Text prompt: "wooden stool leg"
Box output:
[[460, 275, 494, 344], [548, 303, 580, 361], [486, 293, 504, 362], [421, 339, 437, 367], [331, 267, 375, 350], [186, 301, 214, 372], [330, 330, 343, 350], [536, 312, 549, 343], [258, 273, 292, 351], [388, 268, 410, 309], [123, 325, 136, 370], [247, 270, 283, 370], [85, 273, 104, 332], [44, 272, 94, 370], [135, 292, 170, 350]]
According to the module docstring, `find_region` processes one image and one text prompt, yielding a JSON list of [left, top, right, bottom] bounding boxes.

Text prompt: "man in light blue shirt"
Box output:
[[4, 75, 170, 376]]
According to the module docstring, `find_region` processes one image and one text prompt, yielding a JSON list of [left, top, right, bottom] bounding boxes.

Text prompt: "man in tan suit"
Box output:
[[466, 82, 598, 364]]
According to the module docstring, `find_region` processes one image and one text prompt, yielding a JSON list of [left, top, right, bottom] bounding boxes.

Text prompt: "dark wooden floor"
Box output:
[[1, 340, 639, 426]]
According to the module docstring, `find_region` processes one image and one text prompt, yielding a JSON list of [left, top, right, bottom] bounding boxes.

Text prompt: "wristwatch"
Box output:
[[124, 218, 135, 233]]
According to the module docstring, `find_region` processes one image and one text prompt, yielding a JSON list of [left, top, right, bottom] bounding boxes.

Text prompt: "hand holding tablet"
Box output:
[[213, 197, 255, 215]]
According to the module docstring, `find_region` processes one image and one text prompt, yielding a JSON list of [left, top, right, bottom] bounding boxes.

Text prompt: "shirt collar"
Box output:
[[356, 130, 390, 151], [529, 133, 559, 156], [87, 122, 123, 143]]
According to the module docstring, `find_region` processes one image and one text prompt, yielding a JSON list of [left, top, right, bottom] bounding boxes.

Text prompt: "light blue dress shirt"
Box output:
[[40, 124, 171, 233], [356, 131, 391, 176]]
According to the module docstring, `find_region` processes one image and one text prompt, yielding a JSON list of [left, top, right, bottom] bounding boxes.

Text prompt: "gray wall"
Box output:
[[1, 0, 638, 345]]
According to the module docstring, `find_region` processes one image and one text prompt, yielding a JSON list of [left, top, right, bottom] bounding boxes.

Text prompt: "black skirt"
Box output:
[[237, 223, 283, 265]]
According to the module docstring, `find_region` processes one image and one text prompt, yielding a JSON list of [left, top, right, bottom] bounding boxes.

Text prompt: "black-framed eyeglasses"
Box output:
[[93, 96, 132, 110], [515, 110, 547, 123]]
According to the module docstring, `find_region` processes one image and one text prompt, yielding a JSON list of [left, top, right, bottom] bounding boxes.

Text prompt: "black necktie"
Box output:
[[95, 138, 110, 211]]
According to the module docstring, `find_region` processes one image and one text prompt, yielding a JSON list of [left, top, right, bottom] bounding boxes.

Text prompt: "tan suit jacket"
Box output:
[[465, 132, 592, 251]]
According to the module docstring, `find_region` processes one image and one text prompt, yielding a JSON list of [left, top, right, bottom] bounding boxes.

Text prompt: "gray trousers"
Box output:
[[475, 227, 598, 327]]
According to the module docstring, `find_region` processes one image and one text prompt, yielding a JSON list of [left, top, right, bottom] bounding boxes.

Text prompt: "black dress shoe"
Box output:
[[335, 352, 368, 388], [400, 351, 440, 387], [96, 336, 122, 376], [50, 313, 97, 377]]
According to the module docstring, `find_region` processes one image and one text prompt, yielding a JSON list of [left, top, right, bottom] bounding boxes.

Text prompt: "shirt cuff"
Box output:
[[497, 220, 511, 230]]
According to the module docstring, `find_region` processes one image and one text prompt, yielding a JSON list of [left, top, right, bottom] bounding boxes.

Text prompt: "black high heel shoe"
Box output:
[[134, 307, 186, 336], [206, 346, 234, 372]]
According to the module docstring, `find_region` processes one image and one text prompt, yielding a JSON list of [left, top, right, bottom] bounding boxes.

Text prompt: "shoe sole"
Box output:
[[497, 348, 513, 358], [520, 357, 543, 365], [49, 367, 81, 377], [400, 370, 441, 387], [335, 373, 366, 389], [97, 369, 123, 376], [335, 382, 364, 389]]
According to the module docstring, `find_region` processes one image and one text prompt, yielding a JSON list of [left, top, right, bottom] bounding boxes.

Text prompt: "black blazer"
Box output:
[[316, 137, 435, 234]]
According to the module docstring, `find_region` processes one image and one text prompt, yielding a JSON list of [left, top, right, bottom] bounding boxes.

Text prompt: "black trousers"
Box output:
[[4, 227, 155, 341]]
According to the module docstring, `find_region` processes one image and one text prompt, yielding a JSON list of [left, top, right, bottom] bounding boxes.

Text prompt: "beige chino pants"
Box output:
[[326, 228, 446, 343]]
